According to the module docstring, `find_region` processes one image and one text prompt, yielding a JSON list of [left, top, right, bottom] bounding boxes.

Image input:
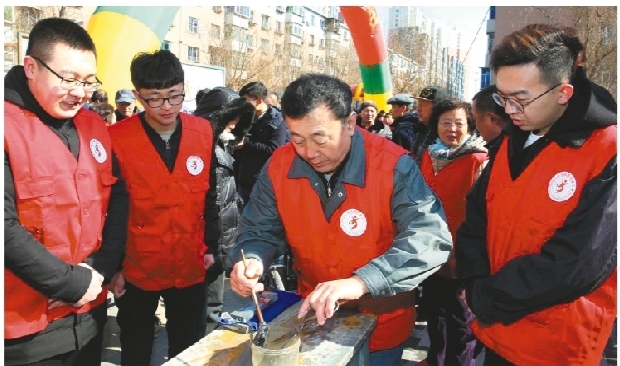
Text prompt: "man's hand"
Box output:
[[460, 289, 472, 314], [204, 254, 215, 271], [108, 271, 126, 299], [72, 263, 105, 307], [234, 140, 244, 150], [298, 275, 368, 326], [230, 258, 264, 297]]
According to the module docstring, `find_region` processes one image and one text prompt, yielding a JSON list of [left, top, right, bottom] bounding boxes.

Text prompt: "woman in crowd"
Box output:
[[194, 89, 255, 336], [417, 99, 487, 366]]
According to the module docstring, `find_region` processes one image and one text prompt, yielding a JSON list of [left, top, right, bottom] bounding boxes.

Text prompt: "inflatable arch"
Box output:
[[87, 6, 392, 111]]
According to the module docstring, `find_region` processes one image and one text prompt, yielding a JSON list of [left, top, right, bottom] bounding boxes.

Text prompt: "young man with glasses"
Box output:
[[106, 50, 221, 365], [456, 24, 616, 366], [4, 18, 124, 365]]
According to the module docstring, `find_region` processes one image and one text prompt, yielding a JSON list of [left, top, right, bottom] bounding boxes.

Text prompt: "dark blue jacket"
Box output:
[[391, 112, 420, 152], [235, 106, 289, 189]]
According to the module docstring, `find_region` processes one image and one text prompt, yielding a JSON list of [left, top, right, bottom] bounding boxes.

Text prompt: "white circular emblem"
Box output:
[[89, 139, 107, 163], [339, 209, 367, 237], [548, 171, 577, 202], [186, 156, 204, 176]]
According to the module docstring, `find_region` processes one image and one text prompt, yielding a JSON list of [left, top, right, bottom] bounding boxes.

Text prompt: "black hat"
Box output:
[[415, 86, 449, 103], [387, 94, 414, 105]]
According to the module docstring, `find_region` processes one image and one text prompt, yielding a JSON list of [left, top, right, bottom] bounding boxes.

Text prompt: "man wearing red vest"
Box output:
[[4, 18, 126, 365], [105, 50, 220, 365], [456, 24, 617, 366], [230, 74, 453, 366]]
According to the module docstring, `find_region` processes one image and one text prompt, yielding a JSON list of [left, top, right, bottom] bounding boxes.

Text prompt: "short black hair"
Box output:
[[428, 99, 475, 135], [130, 50, 184, 91], [281, 73, 351, 125], [27, 18, 97, 62], [239, 81, 268, 99], [472, 85, 511, 127], [490, 23, 584, 86], [90, 103, 115, 124], [90, 89, 108, 104]]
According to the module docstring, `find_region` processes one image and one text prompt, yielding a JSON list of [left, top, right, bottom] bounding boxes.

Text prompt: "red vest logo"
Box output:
[[186, 155, 204, 176], [89, 139, 107, 163], [339, 208, 367, 236], [547, 171, 577, 202]]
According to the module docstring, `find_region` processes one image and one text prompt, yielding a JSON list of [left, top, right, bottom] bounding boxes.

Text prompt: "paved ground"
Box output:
[[101, 279, 485, 366]]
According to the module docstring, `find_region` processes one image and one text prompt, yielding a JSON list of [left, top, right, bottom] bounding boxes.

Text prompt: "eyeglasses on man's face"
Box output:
[[492, 83, 562, 114], [136, 92, 185, 108], [30, 55, 101, 92]]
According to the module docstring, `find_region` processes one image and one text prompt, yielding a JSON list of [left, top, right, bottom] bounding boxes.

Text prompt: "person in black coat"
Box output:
[[387, 94, 420, 151], [235, 81, 290, 207], [194, 89, 255, 336]]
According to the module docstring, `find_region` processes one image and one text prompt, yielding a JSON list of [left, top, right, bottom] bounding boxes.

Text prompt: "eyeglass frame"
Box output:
[[492, 83, 562, 113], [439, 121, 467, 129], [30, 55, 102, 91], [135, 91, 186, 108]]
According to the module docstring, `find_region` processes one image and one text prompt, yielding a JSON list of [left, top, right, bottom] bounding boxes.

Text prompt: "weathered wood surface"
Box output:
[[164, 300, 377, 366]]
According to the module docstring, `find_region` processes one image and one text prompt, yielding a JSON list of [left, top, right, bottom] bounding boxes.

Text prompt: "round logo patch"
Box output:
[[89, 139, 107, 163], [548, 171, 577, 202], [339, 209, 367, 237], [186, 156, 204, 176]]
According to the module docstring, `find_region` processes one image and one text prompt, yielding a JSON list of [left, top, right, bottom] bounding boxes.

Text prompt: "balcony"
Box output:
[[324, 18, 340, 34], [276, 6, 285, 13], [224, 13, 249, 29]]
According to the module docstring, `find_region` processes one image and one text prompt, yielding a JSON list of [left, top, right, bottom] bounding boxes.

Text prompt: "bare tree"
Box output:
[[515, 7, 617, 99], [388, 28, 432, 94]]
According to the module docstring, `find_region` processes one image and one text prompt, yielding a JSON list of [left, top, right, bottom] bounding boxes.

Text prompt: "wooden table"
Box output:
[[163, 300, 377, 366]]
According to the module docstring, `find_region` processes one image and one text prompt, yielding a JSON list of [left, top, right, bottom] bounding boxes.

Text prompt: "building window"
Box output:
[[308, 53, 313, 63], [288, 24, 302, 37], [188, 46, 199, 62], [276, 21, 282, 32], [161, 41, 170, 50], [310, 14, 316, 26], [487, 34, 495, 53], [261, 39, 270, 51], [225, 6, 251, 18], [188, 17, 199, 33], [246, 35, 253, 47], [319, 39, 325, 48], [310, 35, 315, 45], [231, 25, 246, 42], [211, 24, 220, 39], [262, 15, 270, 29], [320, 19, 325, 30], [275, 43, 281, 53]]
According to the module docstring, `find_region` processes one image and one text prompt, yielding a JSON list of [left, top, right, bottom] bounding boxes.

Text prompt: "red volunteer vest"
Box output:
[[108, 113, 213, 291], [420, 151, 487, 278], [472, 126, 617, 365], [268, 130, 416, 351], [4, 103, 114, 339]]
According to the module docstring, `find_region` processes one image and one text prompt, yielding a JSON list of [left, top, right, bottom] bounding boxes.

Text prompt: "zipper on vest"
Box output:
[[165, 140, 171, 169]]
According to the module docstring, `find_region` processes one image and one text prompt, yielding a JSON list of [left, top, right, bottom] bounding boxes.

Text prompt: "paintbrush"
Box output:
[[241, 249, 269, 348]]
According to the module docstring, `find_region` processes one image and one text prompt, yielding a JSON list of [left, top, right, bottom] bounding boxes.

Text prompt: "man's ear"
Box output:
[[23, 56, 37, 79], [558, 83, 574, 105]]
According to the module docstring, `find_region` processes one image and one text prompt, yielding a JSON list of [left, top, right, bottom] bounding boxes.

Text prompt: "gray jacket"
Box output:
[[230, 129, 452, 298]]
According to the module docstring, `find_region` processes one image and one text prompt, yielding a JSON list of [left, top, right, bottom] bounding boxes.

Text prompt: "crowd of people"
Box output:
[[4, 17, 616, 366]]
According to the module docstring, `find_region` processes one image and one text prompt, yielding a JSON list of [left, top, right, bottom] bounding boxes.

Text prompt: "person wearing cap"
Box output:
[[114, 88, 137, 122], [411, 86, 449, 163], [386, 93, 420, 151], [358, 100, 378, 130]]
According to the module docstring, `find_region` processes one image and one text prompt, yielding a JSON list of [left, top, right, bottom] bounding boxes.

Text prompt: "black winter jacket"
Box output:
[[235, 106, 289, 189], [211, 140, 243, 274], [391, 112, 420, 152], [456, 67, 617, 326]]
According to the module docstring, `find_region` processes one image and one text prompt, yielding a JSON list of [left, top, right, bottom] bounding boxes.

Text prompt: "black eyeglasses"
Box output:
[[135, 92, 185, 108], [30, 55, 101, 91], [492, 83, 562, 113]]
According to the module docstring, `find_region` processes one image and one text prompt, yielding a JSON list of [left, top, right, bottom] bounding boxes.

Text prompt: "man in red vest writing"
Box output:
[[230, 73, 453, 366], [106, 50, 220, 365], [4, 18, 124, 365], [456, 24, 617, 365]]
